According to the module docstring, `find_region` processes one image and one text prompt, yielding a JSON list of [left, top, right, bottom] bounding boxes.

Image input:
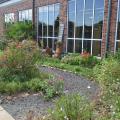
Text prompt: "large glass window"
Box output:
[[19, 9, 32, 21], [116, 0, 120, 51], [38, 3, 60, 50], [5, 13, 14, 23], [67, 0, 104, 57]]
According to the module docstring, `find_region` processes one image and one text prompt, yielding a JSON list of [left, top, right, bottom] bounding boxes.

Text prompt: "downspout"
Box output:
[[105, 0, 112, 57]]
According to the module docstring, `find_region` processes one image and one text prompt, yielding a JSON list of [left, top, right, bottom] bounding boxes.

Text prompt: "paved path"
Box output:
[[0, 106, 15, 120], [40, 66, 100, 100], [0, 66, 100, 120]]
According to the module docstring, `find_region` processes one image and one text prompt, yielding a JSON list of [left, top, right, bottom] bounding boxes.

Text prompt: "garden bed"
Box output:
[[0, 66, 100, 120]]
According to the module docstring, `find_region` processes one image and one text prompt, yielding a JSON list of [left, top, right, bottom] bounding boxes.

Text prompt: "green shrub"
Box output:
[[5, 21, 34, 41], [93, 57, 120, 119], [0, 37, 9, 50], [61, 53, 82, 65], [61, 53, 99, 67], [49, 94, 93, 120], [93, 58, 120, 85], [0, 41, 41, 82]]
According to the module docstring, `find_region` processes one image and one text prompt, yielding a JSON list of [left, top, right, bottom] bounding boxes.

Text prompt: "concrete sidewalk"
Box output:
[[0, 106, 15, 120]]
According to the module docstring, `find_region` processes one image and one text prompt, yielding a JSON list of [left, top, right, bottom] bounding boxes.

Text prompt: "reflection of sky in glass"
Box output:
[[76, 0, 84, 12], [95, 0, 104, 9], [85, 11, 93, 26], [76, 12, 83, 26], [94, 10, 104, 24], [48, 5, 54, 25], [69, 1, 75, 13], [85, 0, 93, 10]]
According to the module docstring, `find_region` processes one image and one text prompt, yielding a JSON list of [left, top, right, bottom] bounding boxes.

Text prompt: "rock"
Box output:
[[6, 96, 12, 101]]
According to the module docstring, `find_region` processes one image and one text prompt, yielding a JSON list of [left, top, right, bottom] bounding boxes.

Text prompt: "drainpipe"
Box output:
[[105, 0, 112, 57], [32, 0, 35, 39]]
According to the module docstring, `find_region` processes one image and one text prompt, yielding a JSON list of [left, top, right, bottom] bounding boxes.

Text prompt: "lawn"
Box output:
[[0, 50, 3, 56]]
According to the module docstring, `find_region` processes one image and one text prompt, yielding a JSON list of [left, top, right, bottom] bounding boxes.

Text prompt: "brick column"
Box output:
[[101, 0, 109, 57], [109, 0, 118, 53]]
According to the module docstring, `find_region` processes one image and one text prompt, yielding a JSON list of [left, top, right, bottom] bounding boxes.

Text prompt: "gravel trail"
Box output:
[[0, 66, 100, 120]]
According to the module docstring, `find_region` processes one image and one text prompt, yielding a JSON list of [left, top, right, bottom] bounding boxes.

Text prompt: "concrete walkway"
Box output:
[[0, 106, 15, 120]]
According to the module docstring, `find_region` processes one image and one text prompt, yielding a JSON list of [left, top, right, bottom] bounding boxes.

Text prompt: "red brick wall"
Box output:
[[102, 0, 118, 56]]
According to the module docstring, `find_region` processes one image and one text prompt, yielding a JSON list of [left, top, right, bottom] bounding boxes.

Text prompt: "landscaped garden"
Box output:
[[0, 21, 120, 120]]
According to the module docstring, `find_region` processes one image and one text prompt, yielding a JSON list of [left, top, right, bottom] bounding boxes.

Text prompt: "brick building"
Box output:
[[0, 0, 120, 57]]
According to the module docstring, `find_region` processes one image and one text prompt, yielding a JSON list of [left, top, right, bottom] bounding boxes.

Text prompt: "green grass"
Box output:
[[40, 57, 94, 80], [0, 50, 3, 56]]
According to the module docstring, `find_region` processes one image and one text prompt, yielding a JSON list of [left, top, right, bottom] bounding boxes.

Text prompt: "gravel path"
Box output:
[[0, 66, 100, 120]]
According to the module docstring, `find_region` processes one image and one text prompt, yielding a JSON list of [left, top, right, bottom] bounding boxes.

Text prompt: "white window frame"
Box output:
[[67, 0, 105, 56]]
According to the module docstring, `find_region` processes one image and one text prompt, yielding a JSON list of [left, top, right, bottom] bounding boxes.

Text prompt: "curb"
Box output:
[[0, 106, 15, 120]]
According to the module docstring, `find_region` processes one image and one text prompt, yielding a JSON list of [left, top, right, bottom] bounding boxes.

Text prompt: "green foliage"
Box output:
[[61, 53, 81, 65], [0, 36, 9, 50], [61, 53, 99, 67], [49, 94, 93, 120], [0, 76, 64, 99], [0, 50, 3, 56], [0, 41, 40, 82], [93, 58, 120, 85], [5, 21, 34, 41], [93, 57, 120, 119]]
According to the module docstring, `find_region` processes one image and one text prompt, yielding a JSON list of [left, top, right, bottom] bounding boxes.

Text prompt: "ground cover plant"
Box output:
[[93, 54, 120, 119], [26, 94, 93, 120]]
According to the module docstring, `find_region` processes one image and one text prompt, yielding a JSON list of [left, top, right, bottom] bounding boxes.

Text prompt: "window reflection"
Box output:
[[67, 0, 104, 56], [38, 4, 60, 50], [84, 11, 93, 38], [75, 40, 82, 53], [116, 0, 120, 51], [83, 40, 91, 53], [92, 41, 101, 56], [67, 39, 74, 52], [19, 9, 32, 22]]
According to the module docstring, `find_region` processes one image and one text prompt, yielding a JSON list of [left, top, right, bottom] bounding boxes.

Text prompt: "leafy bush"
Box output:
[[5, 21, 34, 41], [0, 41, 40, 82], [49, 94, 93, 120]]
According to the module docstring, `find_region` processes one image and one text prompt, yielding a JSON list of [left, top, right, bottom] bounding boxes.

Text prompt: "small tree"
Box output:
[[5, 21, 35, 41]]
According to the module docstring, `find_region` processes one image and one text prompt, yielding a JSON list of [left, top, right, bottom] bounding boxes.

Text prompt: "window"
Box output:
[[38, 3, 60, 50], [67, 0, 104, 57], [5, 13, 14, 23], [19, 9, 32, 21], [116, 0, 120, 51]]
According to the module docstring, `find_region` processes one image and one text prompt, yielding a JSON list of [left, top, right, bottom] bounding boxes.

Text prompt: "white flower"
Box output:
[[43, 116, 46, 119], [112, 111, 115, 115], [64, 116, 69, 120], [60, 107, 63, 111], [87, 86, 91, 89], [52, 111, 54, 114], [110, 105, 113, 109]]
